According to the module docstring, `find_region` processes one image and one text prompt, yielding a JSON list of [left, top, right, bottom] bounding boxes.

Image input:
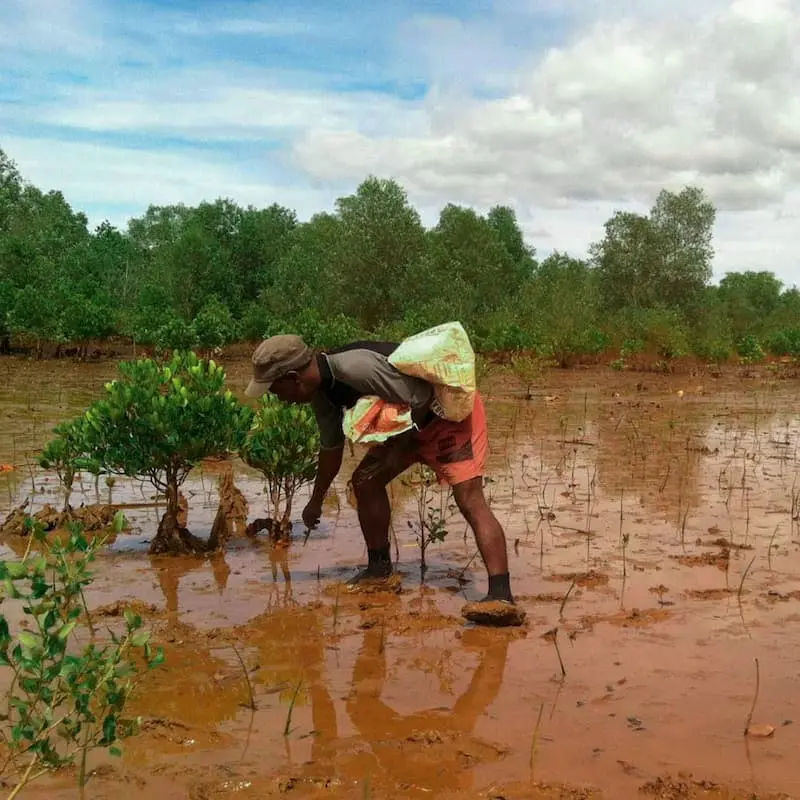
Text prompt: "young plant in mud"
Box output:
[[509, 352, 547, 400], [403, 465, 456, 576], [80, 351, 252, 554], [37, 417, 89, 514], [239, 395, 320, 543], [0, 516, 165, 798]]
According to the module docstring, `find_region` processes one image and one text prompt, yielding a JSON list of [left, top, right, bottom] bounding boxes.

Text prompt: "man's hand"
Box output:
[[302, 500, 323, 529]]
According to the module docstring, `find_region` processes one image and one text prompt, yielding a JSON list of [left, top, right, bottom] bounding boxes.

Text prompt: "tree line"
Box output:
[[1, 145, 798, 364]]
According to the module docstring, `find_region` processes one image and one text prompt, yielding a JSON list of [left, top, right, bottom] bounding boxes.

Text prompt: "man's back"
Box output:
[[312, 340, 433, 449]]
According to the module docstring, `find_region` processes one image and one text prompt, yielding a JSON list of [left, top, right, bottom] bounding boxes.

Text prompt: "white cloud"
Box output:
[[291, 0, 800, 280], [1, 136, 336, 229], [3, 0, 800, 284], [33, 74, 424, 140]]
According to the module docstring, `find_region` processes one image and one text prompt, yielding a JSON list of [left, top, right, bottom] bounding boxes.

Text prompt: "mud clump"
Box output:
[[346, 573, 403, 595], [638, 774, 790, 799], [461, 600, 526, 627], [0, 501, 119, 536], [208, 471, 249, 551], [685, 588, 734, 600], [150, 474, 251, 556], [671, 549, 730, 570], [544, 570, 610, 589], [605, 607, 672, 628], [245, 517, 292, 545], [94, 599, 162, 618]]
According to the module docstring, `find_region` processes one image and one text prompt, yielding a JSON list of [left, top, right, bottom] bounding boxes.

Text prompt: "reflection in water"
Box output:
[[153, 551, 233, 621], [343, 622, 510, 792]]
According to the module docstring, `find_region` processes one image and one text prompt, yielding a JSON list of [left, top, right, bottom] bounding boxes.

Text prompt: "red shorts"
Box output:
[[354, 392, 488, 488]]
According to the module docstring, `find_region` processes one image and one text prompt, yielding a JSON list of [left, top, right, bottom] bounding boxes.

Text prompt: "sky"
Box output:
[[2, 0, 800, 284]]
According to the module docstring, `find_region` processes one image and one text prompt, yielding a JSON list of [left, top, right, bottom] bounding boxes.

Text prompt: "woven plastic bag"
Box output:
[[342, 397, 413, 445], [388, 321, 476, 422]]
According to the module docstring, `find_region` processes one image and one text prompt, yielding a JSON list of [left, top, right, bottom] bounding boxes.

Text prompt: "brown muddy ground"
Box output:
[[1, 356, 799, 799]]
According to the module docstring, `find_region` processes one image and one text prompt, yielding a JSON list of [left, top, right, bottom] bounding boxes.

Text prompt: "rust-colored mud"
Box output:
[[2, 358, 800, 799]]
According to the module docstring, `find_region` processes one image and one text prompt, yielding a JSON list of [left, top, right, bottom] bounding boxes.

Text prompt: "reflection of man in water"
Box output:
[[245, 335, 524, 626], [343, 623, 511, 792]]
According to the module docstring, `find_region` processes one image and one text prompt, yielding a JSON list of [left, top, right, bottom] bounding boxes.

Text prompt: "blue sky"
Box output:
[[2, 0, 800, 281]]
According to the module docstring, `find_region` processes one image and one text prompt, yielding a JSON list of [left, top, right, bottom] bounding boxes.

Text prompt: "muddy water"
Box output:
[[1, 357, 800, 799]]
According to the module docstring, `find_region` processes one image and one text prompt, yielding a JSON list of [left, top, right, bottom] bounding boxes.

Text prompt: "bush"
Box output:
[[154, 315, 197, 352], [191, 296, 238, 352], [0, 517, 163, 796], [240, 395, 319, 540], [766, 328, 800, 358], [736, 334, 765, 363], [38, 417, 88, 512], [81, 352, 252, 553]]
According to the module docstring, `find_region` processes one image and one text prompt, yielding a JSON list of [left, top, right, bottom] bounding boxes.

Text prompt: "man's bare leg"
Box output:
[[452, 477, 512, 600], [453, 477, 525, 626], [348, 443, 416, 583]]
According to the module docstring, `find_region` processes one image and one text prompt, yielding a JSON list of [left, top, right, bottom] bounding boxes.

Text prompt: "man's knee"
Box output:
[[352, 456, 390, 498], [453, 477, 488, 521]]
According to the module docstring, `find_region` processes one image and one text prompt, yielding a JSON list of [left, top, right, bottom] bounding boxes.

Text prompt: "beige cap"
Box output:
[[245, 335, 312, 398]]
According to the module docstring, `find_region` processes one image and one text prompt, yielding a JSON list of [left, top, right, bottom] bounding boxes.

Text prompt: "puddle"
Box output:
[[0, 357, 799, 798]]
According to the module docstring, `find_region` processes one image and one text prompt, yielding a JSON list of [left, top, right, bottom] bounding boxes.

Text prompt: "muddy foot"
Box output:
[[461, 599, 526, 627]]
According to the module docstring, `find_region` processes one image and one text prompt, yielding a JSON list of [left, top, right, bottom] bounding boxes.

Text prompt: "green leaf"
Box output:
[[4, 561, 28, 580], [113, 511, 127, 534], [130, 631, 150, 647], [18, 631, 40, 651], [56, 621, 77, 641]]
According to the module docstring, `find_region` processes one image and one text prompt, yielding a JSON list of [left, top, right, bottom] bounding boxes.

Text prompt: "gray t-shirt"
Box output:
[[310, 343, 433, 449]]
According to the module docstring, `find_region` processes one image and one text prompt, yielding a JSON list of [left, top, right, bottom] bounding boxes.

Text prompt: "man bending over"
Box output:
[[245, 335, 524, 626]]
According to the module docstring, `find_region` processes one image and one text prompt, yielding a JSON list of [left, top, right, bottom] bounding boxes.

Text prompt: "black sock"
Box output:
[[488, 573, 513, 602], [368, 546, 392, 570]]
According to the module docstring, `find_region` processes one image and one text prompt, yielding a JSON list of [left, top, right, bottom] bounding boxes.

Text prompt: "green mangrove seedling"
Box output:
[[0, 516, 164, 798], [80, 351, 252, 554], [239, 395, 319, 542]]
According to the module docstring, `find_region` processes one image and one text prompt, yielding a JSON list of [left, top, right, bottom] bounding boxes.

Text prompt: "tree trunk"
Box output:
[[149, 472, 206, 555]]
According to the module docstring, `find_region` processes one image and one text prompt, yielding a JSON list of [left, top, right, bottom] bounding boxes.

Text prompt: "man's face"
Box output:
[[269, 372, 316, 404]]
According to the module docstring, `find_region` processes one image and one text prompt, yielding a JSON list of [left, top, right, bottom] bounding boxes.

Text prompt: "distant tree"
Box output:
[[591, 186, 715, 312]]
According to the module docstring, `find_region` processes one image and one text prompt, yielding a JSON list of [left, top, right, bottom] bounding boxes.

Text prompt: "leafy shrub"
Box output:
[[262, 309, 365, 350], [0, 517, 163, 796], [154, 315, 197, 353], [191, 296, 238, 352], [766, 328, 800, 358], [736, 334, 765, 363], [81, 352, 252, 553], [240, 395, 319, 538], [38, 417, 88, 512]]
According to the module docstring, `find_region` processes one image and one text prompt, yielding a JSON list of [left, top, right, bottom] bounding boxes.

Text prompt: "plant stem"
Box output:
[[6, 754, 39, 800], [529, 702, 545, 779], [283, 676, 303, 737], [559, 580, 576, 619], [231, 644, 256, 710], [744, 657, 760, 735]]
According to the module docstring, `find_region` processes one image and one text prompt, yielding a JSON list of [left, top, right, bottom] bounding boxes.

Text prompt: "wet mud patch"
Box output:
[[684, 588, 736, 600], [543, 570, 610, 589], [93, 598, 163, 619], [670, 550, 730, 570], [603, 607, 673, 628], [6, 361, 800, 800], [763, 589, 800, 603], [639, 775, 791, 799], [0, 500, 119, 536]]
